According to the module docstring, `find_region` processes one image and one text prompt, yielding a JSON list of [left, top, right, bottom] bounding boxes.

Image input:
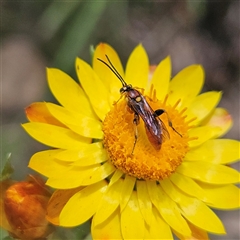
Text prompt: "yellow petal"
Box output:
[[170, 173, 207, 202], [125, 44, 149, 89], [65, 122, 103, 141], [177, 161, 240, 184], [149, 56, 171, 100], [174, 220, 209, 240], [201, 108, 233, 138], [46, 165, 99, 189], [121, 191, 145, 240], [109, 169, 123, 186], [188, 126, 221, 148], [46, 103, 103, 139], [54, 142, 104, 162], [185, 139, 240, 164], [188, 221, 209, 240], [59, 180, 107, 227], [168, 65, 204, 108], [147, 181, 191, 237], [47, 68, 95, 118], [48, 162, 114, 189], [80, 161, 116, 186], [46, 187, 82, 225], [120, 175, 136, 211], [71, 149, 108, 166], [93, 43, 124, 102], [25, 102, 64, 126], [22, 122, 91, 149], [161, 179, 226, 234], [198, 182, 240, 209], [29, 150, 68, 177], [76, 58, 110, 120], [94, 178, 122, 226], [186, 91, 222, 124], [136, 180, 153, 226], [92, 208, 122, 240], [144, 206, 173, 240]]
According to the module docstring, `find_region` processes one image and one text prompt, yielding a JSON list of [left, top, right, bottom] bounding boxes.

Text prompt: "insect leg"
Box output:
[[132, 113, 140, 154], [114, 93, 124, 105], [154, 109, 182, 137]]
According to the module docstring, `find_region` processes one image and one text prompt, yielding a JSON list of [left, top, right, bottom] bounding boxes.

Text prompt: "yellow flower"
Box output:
[[22, 43, 240, 239]]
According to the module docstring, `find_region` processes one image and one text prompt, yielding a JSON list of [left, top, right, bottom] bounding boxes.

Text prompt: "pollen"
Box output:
[[102, 94, 190, 181]]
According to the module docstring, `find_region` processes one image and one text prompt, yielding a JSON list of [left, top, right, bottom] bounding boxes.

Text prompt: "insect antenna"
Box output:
[[97, 55, 127, 87], [105, 55, 126, 84]]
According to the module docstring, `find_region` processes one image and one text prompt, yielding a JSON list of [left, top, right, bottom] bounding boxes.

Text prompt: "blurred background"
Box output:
[[1, 1, 239, 239]]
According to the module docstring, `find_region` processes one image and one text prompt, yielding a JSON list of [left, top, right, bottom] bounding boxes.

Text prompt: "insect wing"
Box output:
[[138, 97, 170, 141], [143, 109, 170, 150], [157, 117, 170, 141], [128, 94, 169, 149]]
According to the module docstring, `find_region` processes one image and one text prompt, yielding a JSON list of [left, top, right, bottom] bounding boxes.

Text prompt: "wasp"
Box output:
[[97, 55, 182, 154]]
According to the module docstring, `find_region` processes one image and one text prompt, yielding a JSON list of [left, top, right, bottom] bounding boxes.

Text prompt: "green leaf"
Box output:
[[37, 2, 81, 41], [1, 153, 14, 181], [48, 221, 91, 240], [0, 228, 12, 239], [89, 45, 95, 60], [53, 1, 108, 72]]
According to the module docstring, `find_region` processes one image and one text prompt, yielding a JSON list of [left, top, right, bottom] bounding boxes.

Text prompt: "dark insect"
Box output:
[[97, 55, 182, 154]]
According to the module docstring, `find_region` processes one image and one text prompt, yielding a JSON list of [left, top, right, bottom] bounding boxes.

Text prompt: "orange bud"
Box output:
[[3, 175, 54, 239]]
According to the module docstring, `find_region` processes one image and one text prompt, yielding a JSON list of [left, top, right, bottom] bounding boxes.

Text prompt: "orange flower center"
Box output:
[[102, 93, 190, 181]]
